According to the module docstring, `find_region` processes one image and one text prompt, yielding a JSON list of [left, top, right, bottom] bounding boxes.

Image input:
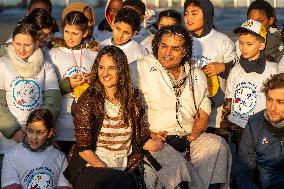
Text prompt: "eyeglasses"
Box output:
[[164, 29, 185, 39], [39, 32, 53, 41]]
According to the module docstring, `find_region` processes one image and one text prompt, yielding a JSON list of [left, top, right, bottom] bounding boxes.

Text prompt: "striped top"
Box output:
[[95, 100, 132, 170]]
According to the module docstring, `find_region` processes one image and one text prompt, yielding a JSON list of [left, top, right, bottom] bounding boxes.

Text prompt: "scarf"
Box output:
[[22, 137, 51, 152], [239, 51, 266, 74], [167, 66, 187, 97], [6, 44, 44, 78]]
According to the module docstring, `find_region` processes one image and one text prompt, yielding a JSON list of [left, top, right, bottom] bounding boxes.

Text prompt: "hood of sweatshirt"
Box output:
[[187, 0, 214, 38], [98, 0, 123, 32], [105, 0, 112, 27]]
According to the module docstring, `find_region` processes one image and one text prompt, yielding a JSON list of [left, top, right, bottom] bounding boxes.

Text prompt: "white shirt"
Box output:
[[191, 29, 237, 128], [0, 55, 59, 154], [100, 38, 147, 64], [226, 61, 278, 128], [132, 26, 152, 43], [48, 47, 97, 141], [95, 100, 132, 171], [93, 25, 112, 43], [141, 34, 154, 54], [279, 55, 284, 73], [130, 54, 211, 135], [1, 144, 71, 188]]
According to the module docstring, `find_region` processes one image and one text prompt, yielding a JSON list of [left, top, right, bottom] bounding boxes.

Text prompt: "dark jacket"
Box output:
[[235, 110, 284, 189]]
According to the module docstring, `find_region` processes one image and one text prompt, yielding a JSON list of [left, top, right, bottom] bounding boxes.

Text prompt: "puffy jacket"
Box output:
[[235, 110, 284, 189]]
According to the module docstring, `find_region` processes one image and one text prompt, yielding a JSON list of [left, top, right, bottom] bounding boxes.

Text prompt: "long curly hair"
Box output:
[[152, 24, 192, 65], [89, 45, 135, 125]]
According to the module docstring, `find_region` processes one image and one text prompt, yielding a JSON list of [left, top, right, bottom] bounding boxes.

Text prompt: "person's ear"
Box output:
[[259, 42, 265, 51], [34, 41, 40, 48], [83, 30, 88, 38], [269, 17, 275, 26], [140, 15, 145, 23], [48, 128, 56, 139]]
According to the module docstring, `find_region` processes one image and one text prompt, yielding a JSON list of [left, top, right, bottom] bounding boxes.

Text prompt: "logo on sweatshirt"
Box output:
[[63, 65, 89, 78], [232, 82, 258, 119], [24, 166, 55, 189], [11, 77, 41, 111], [262, 137, 269, 144]]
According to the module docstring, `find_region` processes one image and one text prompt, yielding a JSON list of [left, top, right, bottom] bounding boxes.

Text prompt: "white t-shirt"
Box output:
[[279, 55, 284, 73], [226, 61, 278, 128], [141, 34, 154, 54], [0, 55, 59, 154], [93, 25, 112, 43], [48, 47, 97, 141], [130, 55, 211, 135], [1, 144, 71, 188], [100, 38, 147, 64], [191, 29, 237, 128], [95, 100, 132, 171], [132, 26, 152, 43]]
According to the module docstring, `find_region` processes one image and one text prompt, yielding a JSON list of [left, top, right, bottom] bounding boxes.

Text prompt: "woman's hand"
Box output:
[[79, 150, 108, 168], [70, 74, 86, 88], [92, 160, 108, 168], [203, 62, 225, 77], [143, 139, 165, 152]]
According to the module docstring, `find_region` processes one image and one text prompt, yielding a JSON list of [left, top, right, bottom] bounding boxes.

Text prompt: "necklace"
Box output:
[[71, 45, 83, 75]]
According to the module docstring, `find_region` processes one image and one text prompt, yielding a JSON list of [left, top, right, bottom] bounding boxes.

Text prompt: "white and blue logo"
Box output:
[[12, 79, 41, 111], [232, 82, 258, 119]]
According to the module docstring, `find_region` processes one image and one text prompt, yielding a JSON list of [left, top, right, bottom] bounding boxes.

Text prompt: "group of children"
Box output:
[[0, 0, 283, 188]]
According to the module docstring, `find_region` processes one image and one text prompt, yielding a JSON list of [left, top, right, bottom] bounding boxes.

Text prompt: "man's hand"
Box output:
[[143, 139, 165, 152], [188, 109, 208, 142], [150, 131, 167, 141], [203, 62, 225, 77], [12, 129, 25, 143]]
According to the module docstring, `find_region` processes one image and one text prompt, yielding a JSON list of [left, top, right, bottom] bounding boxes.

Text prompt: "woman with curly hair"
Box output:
[[64, 45, 162, 189]]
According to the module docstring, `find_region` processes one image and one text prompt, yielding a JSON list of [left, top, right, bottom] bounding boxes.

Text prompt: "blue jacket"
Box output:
[[235, 110, 284, 189]]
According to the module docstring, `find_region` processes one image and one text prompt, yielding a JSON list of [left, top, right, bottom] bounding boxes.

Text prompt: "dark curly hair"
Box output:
[[114, 7, 141, 32], [157, 9, 182, 27], [261, 73, 284, 96], [89, 45, 135, 125], [152, 24, 192, 65]]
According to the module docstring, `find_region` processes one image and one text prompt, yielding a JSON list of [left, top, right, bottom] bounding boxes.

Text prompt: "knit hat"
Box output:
[[234, 19, 267, 42], [62, 2, 95, 22]]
